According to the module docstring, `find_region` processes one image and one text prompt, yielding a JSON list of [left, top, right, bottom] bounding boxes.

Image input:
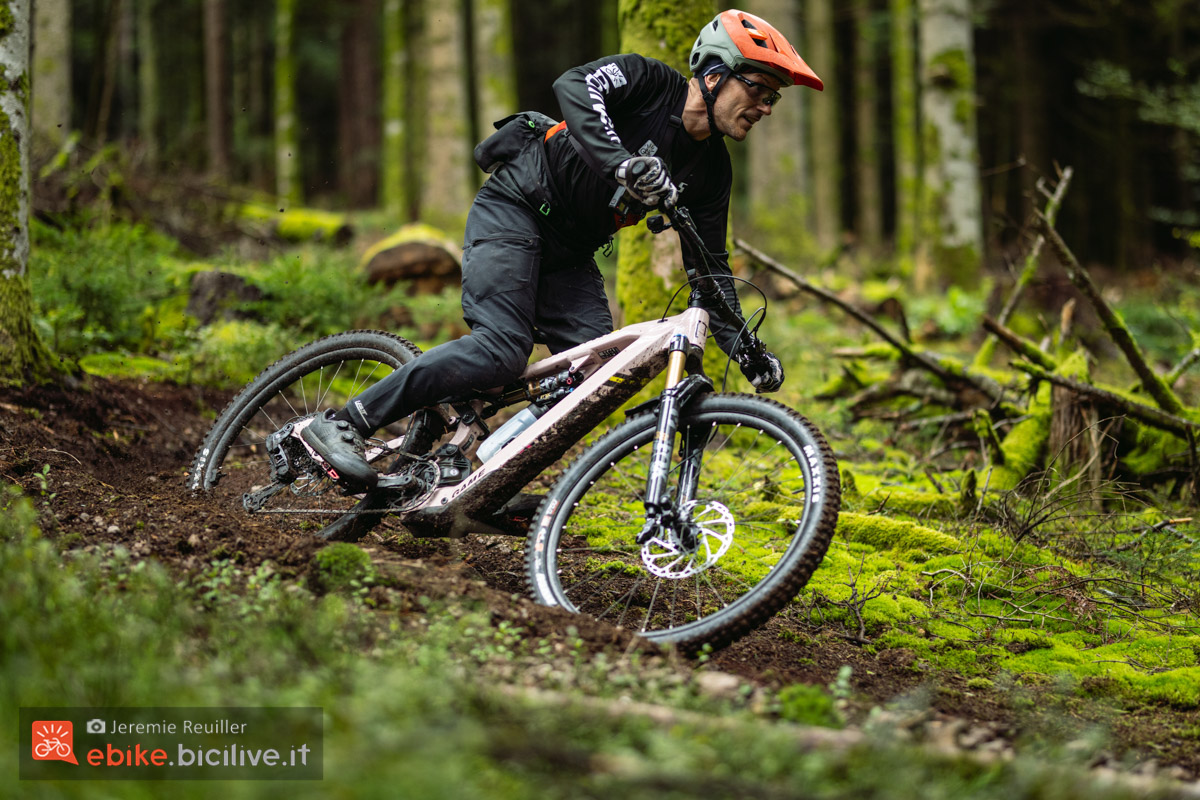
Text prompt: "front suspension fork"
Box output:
[[636, 337, 710, 545]]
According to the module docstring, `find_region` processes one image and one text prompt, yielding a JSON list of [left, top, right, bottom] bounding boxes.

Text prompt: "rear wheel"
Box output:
[[188, 330, 426, 540], [526, 393, 840, 652]]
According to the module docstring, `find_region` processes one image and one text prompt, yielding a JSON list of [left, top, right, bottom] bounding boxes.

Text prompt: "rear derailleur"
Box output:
[[243, 418, 471, 515]]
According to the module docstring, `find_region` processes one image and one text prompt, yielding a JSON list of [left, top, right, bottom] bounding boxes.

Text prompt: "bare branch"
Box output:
[[1036, 214, 1186, 416]]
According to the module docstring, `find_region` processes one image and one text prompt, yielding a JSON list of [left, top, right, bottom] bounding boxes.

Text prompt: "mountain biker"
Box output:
[[304, 9, 824, 489]]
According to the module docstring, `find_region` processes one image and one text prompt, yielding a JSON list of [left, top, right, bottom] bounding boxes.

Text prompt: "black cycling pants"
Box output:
[[344, 181, 613, 434]]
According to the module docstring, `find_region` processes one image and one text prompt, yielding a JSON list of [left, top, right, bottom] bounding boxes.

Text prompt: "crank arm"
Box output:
[[243, 482, 288, 512]]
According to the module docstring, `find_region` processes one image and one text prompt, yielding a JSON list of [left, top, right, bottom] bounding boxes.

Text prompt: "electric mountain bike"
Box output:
[[188, 200, 840, 651]]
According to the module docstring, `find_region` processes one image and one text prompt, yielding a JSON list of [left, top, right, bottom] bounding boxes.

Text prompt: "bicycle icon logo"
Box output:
[[32, 721, 79, 764]]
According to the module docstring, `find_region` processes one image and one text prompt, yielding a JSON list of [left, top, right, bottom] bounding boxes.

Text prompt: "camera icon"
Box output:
[[86, 719, 105, 735]]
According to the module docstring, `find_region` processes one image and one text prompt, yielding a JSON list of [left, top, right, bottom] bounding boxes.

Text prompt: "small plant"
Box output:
[[312, 543, 375, 598], [777, 683, 843, 728], [34, 465, 56, 506]]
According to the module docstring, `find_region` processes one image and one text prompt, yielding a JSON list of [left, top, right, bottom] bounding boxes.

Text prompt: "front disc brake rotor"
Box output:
[[640, 500, 734, 579]]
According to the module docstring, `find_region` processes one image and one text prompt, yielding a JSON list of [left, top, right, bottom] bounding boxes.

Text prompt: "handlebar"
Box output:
[[654, 200, 763, 356]]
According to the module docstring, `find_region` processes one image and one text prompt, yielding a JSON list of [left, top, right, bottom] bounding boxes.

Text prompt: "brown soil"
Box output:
[[2, 377, 1197, 782]]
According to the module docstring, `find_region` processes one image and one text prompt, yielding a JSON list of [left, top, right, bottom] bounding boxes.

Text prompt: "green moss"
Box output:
[[999, 636, 1200, 708], [0, 96, 59, 381], [777, 683, 843, 728], [852, 488, 956, 518], [836, 511, 960, 553], [988, 382, 1052, 491], [238, 203, 352, 244], [618, 0, 712, 74], [79, 352, 181, 382], [928, 49, 971, 92], [839, 467, 859, 497], [1121, 425, 1185, 476], [313, 543, 375, 594]]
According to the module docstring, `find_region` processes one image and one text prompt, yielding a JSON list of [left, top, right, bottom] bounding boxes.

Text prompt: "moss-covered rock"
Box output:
[[835, 512, 960, 553]]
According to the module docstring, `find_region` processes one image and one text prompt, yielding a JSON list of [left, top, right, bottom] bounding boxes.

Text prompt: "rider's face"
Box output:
[[707, 71, 782, 142]]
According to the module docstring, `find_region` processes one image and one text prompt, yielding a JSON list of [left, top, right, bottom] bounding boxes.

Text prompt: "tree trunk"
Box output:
[[853, 0, 883, 252], [0, 0, 56, 381], [511, 0, 607, 116], [471, 0, 516, 179], [805, 0, 839, 252], [744, 0, 813, 259], [615, 0, 714, 329], [204, 0, 231, 180], [247, 7, 268, 189], [380, 0, 407, 217], [916, 0, 982, 290], [1010, 0, 1047, 224], [89, 0, 124, 145], [274, 0, 301, 205], [889, 0, 919, 270], [30, 0, 70, 155], [136, 0, 159, 164], [417, 0, 474, 229], [338, 0, 380, 208], [116, 0, 135, 140]]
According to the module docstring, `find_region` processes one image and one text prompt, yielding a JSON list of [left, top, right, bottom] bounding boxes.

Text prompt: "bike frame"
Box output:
[[390, 305, 711, 537]]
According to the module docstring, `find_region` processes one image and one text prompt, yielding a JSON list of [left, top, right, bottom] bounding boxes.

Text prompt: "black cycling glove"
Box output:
[[735, 339, 785, 393], [614, 156, 679, 208]]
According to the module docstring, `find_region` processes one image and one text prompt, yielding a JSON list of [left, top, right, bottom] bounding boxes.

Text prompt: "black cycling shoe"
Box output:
[[301, 409, 378, 489]]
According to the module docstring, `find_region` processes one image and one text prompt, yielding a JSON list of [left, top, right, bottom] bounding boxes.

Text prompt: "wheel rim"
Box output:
[[543, 409, 818, 637]]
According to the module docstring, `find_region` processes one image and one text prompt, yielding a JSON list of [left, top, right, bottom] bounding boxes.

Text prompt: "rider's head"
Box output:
[[689, 9, 823, 139]]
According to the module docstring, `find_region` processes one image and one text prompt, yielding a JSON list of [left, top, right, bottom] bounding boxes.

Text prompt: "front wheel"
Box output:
[[526, 393, 840, 652]]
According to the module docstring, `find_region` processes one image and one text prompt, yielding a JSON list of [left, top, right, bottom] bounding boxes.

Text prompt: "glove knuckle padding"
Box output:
[[617, 156, 676, 206]]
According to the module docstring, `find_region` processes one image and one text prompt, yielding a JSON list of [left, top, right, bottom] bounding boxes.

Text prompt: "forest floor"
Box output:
[[3, 375, 1199, 791]]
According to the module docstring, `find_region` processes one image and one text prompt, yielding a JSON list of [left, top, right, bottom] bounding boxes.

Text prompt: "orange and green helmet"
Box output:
[[689, 9, 823, 90]]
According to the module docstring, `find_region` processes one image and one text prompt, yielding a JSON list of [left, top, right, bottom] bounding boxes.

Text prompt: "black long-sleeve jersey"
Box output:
[[542, 53, 748, 354]]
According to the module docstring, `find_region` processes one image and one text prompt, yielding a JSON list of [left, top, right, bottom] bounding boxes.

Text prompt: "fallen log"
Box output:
[[236, 203, 353, 244], [1015, 363, 1200, 439], [982, 316, 1057, 371], [735, 238, 1009, 408]]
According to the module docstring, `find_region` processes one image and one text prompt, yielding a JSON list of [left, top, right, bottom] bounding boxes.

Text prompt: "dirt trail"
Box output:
[[1, 377, 1195, 781]]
